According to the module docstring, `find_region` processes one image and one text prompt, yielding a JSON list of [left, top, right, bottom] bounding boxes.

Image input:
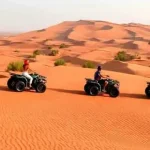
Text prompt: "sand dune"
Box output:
[[0, 65, 150, 150], [0, 20, 150, 149], [0, 20, 149, 69], [3, 20, 150, 48]]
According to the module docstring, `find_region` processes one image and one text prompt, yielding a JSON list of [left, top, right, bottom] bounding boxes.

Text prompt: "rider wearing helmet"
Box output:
[[22, 59, 33, 88], [94, 65, 108, 92]]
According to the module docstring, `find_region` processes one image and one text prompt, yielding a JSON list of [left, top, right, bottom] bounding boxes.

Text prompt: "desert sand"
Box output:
[[0, 64, 150, 150], [1, 20, 150, 68], [0, 20, 150, 149]]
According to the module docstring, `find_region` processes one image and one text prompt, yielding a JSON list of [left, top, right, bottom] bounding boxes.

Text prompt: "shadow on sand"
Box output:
[[48, 88, 111, 97], [0, 75, 8, 78], [120, 93, 148, 100], [0, 86, 148, 100], [48, 88, 85, 95], [59, 56, 135, 75], [0, 85, 35, 93], [0, 85, 13, 92], [49, 88, 149, 100]]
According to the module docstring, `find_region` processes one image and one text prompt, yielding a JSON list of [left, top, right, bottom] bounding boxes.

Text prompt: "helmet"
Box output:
[[97, 65, 101, 70], [24, 59, 29, 65]]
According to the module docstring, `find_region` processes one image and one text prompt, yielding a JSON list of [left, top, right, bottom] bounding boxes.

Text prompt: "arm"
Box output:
[[29, 69, 35, 74], [28, 68, 33, 72], [101, 74, 109, 78], [23, 64, 35, 73], [28, 67, 35, 73]]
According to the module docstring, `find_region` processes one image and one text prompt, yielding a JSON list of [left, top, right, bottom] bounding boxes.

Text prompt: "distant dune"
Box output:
[[3, 20, 150, 48], [0, 20, 150, 75]]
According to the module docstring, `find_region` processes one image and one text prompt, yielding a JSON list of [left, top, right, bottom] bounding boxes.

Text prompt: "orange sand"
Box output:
[[0, 65, 150, 150], [0, 20, 150, 149], [0, 20, 150, 65]]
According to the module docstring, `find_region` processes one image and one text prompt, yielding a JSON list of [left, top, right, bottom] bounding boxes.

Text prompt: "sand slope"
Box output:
[[0, 66, 150, 150], [0, 20, 150, 69], [0, 20, 150, 149]]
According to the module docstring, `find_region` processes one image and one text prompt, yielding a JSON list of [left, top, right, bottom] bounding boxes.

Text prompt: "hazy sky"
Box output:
[[1, 0, 150, 32]]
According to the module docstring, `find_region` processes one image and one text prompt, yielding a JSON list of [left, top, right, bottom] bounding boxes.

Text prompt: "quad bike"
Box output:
[[145, 82, 150, 98], [7, 72, 47, 93], [84, 76, 120, 97]]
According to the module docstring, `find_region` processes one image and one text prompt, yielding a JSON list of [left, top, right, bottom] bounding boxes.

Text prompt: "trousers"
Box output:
[[22, 72, 33, 85]]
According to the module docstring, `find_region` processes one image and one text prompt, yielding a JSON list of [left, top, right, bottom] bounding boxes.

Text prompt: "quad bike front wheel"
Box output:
[[15, 81, 25, 92], [109, 87, 119, 98], [35, 83, 46, 93], [145, 86, 150, 98]]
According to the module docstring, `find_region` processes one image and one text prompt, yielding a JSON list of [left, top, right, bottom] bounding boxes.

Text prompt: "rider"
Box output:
[[94, 65, 108, 92], [22, 59, 33, 88]]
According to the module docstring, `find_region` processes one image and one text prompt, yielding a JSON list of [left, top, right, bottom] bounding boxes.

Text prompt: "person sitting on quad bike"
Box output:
[[94, 65, 108, 92], [22, 59, 33, 88]]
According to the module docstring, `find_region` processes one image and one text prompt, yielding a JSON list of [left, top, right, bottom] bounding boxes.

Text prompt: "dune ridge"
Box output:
[[0, 20, 150, 70]]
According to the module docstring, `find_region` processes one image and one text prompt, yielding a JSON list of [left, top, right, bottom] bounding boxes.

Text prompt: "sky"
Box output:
[[0, 0, 150, 32]]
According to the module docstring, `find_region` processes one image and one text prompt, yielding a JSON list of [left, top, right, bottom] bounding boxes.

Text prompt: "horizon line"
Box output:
[[1, 19, 150, 34]]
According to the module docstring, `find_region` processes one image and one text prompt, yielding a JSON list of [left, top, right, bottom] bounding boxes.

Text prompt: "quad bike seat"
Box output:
[[85, 78, 98, 82]]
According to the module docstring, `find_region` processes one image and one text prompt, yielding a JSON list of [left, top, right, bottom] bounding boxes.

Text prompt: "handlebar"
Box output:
[[30, 72, 37, 74], [102, 75, 110, 79], [30, 72, 46, 78], [30, 72, 38, 76]]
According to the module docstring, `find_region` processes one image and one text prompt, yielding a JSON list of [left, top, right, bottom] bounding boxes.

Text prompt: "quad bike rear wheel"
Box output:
[[15, 81, 25, 92], [7, 78, 15, 90], [145, 86, 150, 98], [84, 84, 91, 95]]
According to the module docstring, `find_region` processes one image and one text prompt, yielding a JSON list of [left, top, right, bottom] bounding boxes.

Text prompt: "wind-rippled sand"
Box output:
[[0, 66, 150, 150]]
